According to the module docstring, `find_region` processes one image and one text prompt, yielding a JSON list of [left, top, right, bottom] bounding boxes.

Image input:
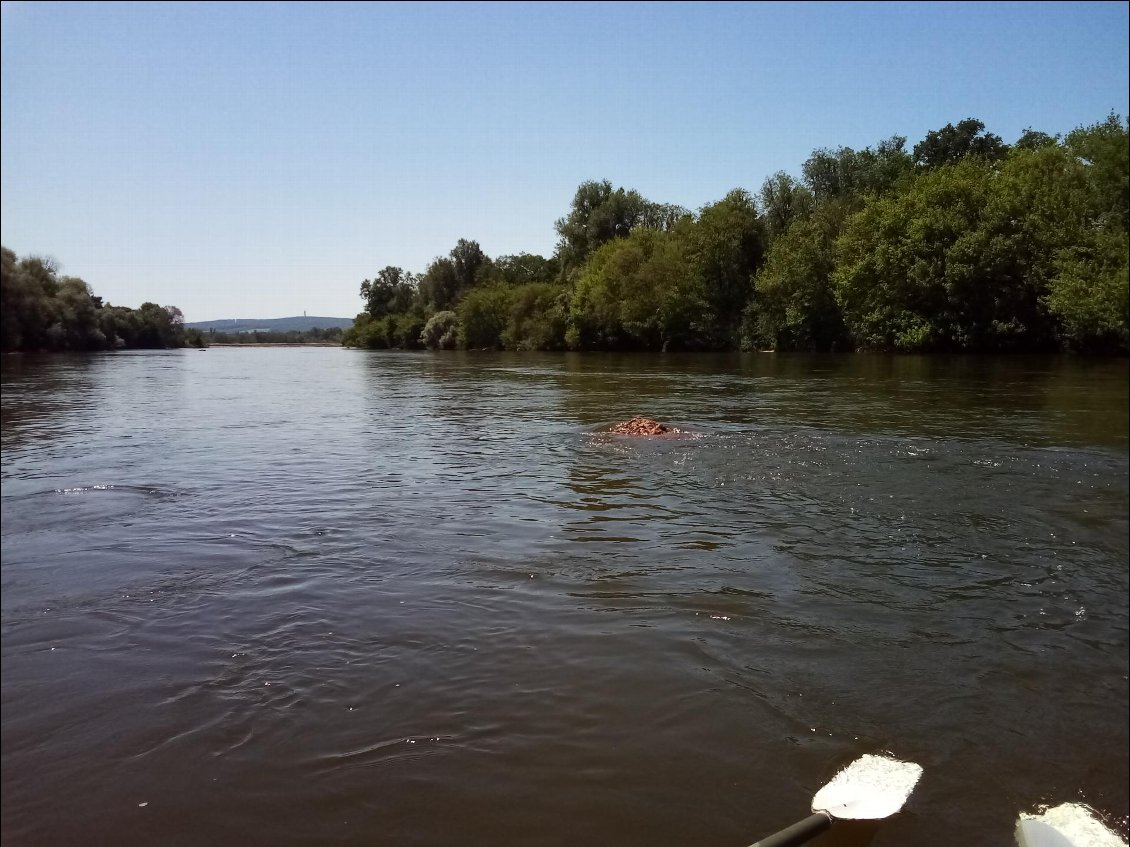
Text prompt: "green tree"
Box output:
[[99, 305, 139, 349], [3, 247, 188, 352], [2, 254, 60, 350], [1065, 112, 1129, 230], [1015, 128, 1059, 151], [567, 227, 707, 350], [685, 189, 765, 346], [54, 277, 105, 349], [913, 118, 1008, 169], [1046, 227, 1129, 352], [1044, 114, 1129, 350], [802, 136, 913, 207], [0, 246, 20, 350], [486, 253, 560, 286], [420, 256, 460, 310], [392, 312, 428, 349], [451, 239, 488, 291], [360, 266, 418, 318], [457, 285, 513, 349], [834, 146, 1092, 351], [554, 180, 674, 271], [759, 171, 815, 241], [835, 160, 983, 350], [133, 303, 186, 349], [503, 282, 569, 350], [419, 239, 489, 309], [749, 215, 847, 351], [640, 202, 692, 232], [343, 313, 392, 348]]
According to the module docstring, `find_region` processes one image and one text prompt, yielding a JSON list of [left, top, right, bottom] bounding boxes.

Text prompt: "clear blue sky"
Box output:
[[2, 1, 1127, 322]]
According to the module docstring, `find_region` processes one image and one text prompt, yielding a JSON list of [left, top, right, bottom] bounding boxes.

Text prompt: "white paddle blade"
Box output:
[[810, 753, 924, 820], [1015, 803, 1126, 847]]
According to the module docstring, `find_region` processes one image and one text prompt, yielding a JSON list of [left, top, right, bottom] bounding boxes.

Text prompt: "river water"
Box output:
[[2, 348, 1127, 846]]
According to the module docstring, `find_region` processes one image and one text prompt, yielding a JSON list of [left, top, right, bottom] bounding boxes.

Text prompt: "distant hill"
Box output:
[[186, 316, 354, 332]]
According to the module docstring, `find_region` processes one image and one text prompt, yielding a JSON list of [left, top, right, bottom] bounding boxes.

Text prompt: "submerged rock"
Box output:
[[609, 417, 671, 436]]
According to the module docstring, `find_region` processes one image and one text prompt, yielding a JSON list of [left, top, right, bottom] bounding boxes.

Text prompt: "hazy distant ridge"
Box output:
[[187, 316, 354, 332]]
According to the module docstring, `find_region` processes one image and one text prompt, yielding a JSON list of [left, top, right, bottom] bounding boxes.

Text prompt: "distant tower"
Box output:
[[304, 310, 307, 317]]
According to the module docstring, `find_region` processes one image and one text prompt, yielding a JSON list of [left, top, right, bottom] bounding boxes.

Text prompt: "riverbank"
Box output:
[[204, 342, 342, 347]]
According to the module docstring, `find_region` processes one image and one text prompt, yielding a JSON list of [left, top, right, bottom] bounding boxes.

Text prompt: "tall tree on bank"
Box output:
[[802, 136, 914, 209], [750, 135, 914, 352], [832, 143, 1103, 352], [419, 239, 489, 310], [567, 227, 706, 351], [360, 266, 417, 319], [1, 246, 187, 352], [913, 118, 1008, 169], [1046, 114, 1130, 351], [759, 172, 816, 243], [748, 214, 848, 352], [554, 179, 688, 273], [685, 189, 765, 346], [484, 253, 560, 286], [1065, 112, 1129, 232]]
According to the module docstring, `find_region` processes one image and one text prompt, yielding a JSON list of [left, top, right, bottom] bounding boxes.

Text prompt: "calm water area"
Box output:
[[2, 348, 1127, 846]]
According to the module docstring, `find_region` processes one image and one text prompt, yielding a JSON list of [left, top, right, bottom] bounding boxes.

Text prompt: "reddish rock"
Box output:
[[609, 417, 671, 436]]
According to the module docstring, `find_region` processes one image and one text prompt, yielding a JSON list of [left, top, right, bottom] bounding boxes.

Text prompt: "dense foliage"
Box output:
[[1, 246, 193, 352], [205, 327, 343, 345], [343, 114, 1126, 355]]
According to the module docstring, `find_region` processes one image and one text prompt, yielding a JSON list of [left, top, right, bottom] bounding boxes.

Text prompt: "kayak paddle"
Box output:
[[1015, 802, 1126, 847], [748, 753, 924, 847]]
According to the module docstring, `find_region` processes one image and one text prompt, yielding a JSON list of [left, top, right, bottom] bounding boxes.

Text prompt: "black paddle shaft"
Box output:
[[748, 810, 834, 847]]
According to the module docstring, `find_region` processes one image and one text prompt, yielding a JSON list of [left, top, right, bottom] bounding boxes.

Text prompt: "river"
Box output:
[[2, 348, 1127, 846]]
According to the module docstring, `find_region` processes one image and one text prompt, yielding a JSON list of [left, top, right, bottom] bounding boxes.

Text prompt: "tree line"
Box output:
[[205, 327, 344, 344], [1, 246, 198, 352], [343, 114, 1128, 354]]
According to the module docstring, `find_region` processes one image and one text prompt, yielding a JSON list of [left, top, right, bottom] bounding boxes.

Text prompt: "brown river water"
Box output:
[[2, 348, 1127, 846]]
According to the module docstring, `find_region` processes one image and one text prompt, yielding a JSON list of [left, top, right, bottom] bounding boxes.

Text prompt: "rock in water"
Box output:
[[609, 417, 670, 436]]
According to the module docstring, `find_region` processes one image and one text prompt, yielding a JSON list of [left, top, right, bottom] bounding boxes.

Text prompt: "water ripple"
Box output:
[[2, 350, 1127, 847]]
